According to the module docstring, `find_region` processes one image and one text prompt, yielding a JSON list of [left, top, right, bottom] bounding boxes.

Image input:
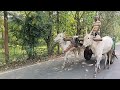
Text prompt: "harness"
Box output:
[[63, 37, 82, 53]]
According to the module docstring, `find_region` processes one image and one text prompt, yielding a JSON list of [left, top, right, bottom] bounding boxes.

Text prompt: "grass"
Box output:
[[9, 46, 27, 61], [0, 45, 50, 71], [35, 46, 47, 55], [0, 44, 62, 67], [0, 46, 26, 65], [0, 45, 50, 65]]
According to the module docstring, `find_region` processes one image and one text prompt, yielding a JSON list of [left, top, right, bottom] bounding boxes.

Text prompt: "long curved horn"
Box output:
[[89, 30, 92, 35]]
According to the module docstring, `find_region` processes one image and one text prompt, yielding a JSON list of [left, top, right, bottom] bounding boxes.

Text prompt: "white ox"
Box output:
[[54, 33, 84, 68], [83, 32, 113, 77]]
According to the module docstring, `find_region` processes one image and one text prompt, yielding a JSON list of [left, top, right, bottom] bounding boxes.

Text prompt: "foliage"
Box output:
[[9, 11, 42, 59]]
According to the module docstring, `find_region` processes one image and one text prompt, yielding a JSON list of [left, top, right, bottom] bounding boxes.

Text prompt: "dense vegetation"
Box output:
[[0, 11, 120, 66]]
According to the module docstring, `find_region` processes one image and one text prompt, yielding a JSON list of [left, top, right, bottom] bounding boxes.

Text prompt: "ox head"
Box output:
[[54, 33, 65, 43], [83, 30, 93, 47]]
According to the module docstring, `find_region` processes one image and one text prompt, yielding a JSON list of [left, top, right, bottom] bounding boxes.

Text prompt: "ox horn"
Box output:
[[86, 29, 88, 35], [89, 30, 93, 35]]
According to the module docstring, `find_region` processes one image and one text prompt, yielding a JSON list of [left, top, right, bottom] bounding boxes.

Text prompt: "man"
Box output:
[[91, 16, 101, 37]]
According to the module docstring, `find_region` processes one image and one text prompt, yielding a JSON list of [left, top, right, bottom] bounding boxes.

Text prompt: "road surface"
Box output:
[[0, 43, 120, 79]]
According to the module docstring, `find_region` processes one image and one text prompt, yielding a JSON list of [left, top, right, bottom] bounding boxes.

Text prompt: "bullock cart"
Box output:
[[63, 36, 116, 64]]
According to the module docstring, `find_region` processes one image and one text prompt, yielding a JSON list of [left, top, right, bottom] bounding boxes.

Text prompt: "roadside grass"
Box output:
[[0, 45, 61, 66]]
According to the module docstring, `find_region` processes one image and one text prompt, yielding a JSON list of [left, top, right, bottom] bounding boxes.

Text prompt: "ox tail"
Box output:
[[111, 37, 118, 59], [112, 51, 118, 59]]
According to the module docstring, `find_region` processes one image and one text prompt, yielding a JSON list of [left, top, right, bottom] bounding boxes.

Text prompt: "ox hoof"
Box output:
[[107, 67, 110, 69], [61, 66, 64, 69], [61, 65, 66, 69], [98, 69, 100, 73], [93, 74, 96, 78], [104, 66, 106, 69], [93, 72, 97, 78]]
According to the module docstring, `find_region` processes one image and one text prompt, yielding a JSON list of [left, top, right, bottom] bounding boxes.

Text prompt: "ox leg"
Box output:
[[73, 49, 77, 59], [108, 50, 112, 69], [98, 64, 101, 73], [94, 55, 102, 78], [94, 64, 97, 78], [104, 54, 108, 69], [62, 51, 70, 69], [74, 50, 78, 64], [78, 47, 83, 60], [70, 47, 78, 64]]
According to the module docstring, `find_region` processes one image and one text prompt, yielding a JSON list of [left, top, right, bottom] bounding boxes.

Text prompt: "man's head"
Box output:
[[94, 16, 100, 21]]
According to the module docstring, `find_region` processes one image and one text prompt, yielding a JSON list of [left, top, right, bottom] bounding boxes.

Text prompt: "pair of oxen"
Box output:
[[54, 31, 117, 78]]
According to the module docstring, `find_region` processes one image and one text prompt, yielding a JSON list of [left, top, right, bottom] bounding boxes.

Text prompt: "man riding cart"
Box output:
[[91, 16, 101, 38], [63, 15, 117, 61]]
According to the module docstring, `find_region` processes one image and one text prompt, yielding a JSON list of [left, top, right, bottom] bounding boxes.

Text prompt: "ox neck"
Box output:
[[59, 39, 71, 51], [90, 40, 100, 53]]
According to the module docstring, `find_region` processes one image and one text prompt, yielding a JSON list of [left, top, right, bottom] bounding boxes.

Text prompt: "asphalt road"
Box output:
[[0, 44, 120, 79]]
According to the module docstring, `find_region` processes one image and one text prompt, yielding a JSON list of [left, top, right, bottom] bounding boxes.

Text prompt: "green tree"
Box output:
[[0, 11, 4, 48], [98, 11, 117, 37], [9, 11, 42, 59], [4, 11, 9, 63], [56, 11, 60, 54]]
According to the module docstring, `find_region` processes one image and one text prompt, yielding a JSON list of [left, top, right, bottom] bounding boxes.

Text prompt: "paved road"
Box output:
[[0, 44, 120, 79]]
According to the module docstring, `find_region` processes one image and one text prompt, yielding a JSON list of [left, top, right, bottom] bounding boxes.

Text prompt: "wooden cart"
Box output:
[[63, 36, 116, 63]]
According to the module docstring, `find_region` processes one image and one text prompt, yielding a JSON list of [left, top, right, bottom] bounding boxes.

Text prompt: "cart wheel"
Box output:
[[84, 47, 93, 60]]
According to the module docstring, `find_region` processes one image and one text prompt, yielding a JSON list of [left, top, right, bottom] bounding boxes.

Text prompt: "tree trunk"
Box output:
[[76, 11, 81, 35], [46, 40, 51, 55], [75, 11, 85, 36], [4, 11, 9, 64], [1, 29, 4, 48], [47, 11, 53, 56], [57, 11, 60, 54]]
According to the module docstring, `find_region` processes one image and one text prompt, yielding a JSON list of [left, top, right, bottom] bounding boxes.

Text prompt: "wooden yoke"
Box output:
[[63, 37, 102, 41], [63, 37, 84, 41], [79, 38, 84, 41], [78, 38, 102, 41], [63, 37, 72, 41], [93, 38, 102, 41]]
